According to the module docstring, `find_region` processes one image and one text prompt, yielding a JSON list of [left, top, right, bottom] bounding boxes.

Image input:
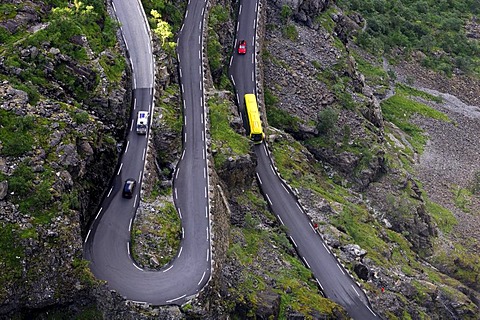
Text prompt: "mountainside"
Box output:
[[0, 0, 479, 319]]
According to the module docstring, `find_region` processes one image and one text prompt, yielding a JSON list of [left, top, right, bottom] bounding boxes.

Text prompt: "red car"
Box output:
[[238, 40, 247, 54]]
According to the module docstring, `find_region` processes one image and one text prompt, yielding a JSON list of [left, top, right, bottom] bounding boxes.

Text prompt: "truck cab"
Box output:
[[136, 111, 149, 135]]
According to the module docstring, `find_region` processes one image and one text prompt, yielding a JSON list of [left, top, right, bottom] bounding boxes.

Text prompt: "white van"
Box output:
[[136, 111, 149, 135]]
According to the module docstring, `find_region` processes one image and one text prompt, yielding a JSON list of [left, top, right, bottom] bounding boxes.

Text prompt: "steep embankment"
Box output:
[[0, 0, 128, 317]]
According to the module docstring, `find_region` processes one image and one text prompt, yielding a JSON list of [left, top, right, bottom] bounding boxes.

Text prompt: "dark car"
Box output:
[[122, 179, 136, 198], [238, 40, 247, 54]]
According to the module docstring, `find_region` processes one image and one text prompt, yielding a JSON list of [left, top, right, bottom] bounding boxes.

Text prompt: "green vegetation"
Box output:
[[337, 0, 480, 76], [0, 110, 35, 157], [131, 202, 181, 268], [381, 84, 449, 154], [0, 0, 124, 103], [264, 88, 300, 132], [150, 9, 175, 53], [452, 185, 473, 213], [209, 95, 250, 168], [316, 107, 339, 136], [280, 5, 298, 41], [0, 225, 24, 299], [207, 5, 232, 89], [158, 84, 182, 135], [141, 0, 184, 33], [227, 198, 342, 317], [424, 200, 457, 234]]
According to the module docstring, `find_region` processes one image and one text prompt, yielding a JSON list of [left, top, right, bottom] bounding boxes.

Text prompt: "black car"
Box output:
[[122, 179, 136, 198]]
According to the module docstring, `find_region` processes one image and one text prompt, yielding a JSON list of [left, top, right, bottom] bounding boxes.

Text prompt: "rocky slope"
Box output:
[[1, 0, 480, 319]]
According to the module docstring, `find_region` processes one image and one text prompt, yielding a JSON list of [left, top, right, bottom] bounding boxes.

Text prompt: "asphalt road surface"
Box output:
[[84, 0, 211, 305], [229, 1, 379, 319]]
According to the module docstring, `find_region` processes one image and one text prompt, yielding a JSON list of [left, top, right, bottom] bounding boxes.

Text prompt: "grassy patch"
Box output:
[[158, 84, 182, 134], [452, 185, 473, 213], [99, 52, 126, 83], [381, 84, 449, 154], [0, 224, 24, 298], [424, 200, 457, 233], [131, 202, 181, 268], [0, 110, 35, 157], [265, 88, 300, 132], [208, 95, 250, 168]]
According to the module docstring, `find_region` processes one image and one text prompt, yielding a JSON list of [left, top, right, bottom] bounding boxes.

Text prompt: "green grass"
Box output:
[[424, 200, 457, 233], [0, 110, 35, 157], [381, 84, 449, 154], [99, 53, 126, 83], [208, 95, 250, 168], [158, 84, 182, 134], [338, 0, 480, 75], [131, 202, 181, 268], [0, 225, 24, 298], [452, 185, 473, 213]]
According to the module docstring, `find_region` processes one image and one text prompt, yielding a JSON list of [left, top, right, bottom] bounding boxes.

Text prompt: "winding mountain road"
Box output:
[[229, 1, 379, 319], [84, 0, 210, 305]]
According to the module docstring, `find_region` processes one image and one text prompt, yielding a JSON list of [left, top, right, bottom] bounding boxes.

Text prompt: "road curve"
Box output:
[[230, 1, 378, 319], [84, 0, 211, 305]]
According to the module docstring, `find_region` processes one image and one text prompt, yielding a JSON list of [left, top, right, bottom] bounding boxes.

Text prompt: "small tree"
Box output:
[[317, 107, 338, 136]]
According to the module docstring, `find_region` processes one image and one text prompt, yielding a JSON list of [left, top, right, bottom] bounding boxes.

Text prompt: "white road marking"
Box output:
[[166, 294, 186, 303], [179, 68, 182, 78], [95, 208, 103, 220], [239, 4, 242, 15], [182, 227, 184, 239], [129, 218, 133, 232], [199, 21, 201, 30], [127, 242, 130, 255], [198, 34, 201, 44], [336, 264, 345, 275], [278, 216, 284, 225], [253, 20, 255, 29], [367, 306, 377, 317], [130, 120, 134, 131], [206, 227, 209, 239], [182, 150, 186, 160], [185, 9, 188, 18], [204, 186, 207, 198], [142, 148, 146, 161], [251, 71, 254, 82], [201, 6, 204, 15], [229, 56, 233, 67], [117, 163, 123, 175], [125, 141, 129, 153], [138, 171, 142, 182], [199, 65, 201, 75], [163, 265, 173, 273], [290, 236, 297, 247], [199, 81, 202, 90], [181, 84, 184, 93], [202, 130, 205, 142], [296, 203, 302, 212], [205, 206, 208, 218], [184, 115, 187, 126], [133, 98, 137, 110], [281, 184, 289, 193], [204, 167, 206, 178], [201, 113, 204, 124], [316, 278, 324, 291], [203, 148, 205, 159], [265, 193, 272, 205], [256, 173, 263, 185], [178, 208, 182, 219], [303, 257, 311, 269], [133, 195, 137, 207], [133, 264, 143, 271], [184, 132, 187, 143], [231, 77, 236, 87], [236, 22, 239, 32], [178, 246, 183, 258], [310, 224, 316, 232], [107, 187, 113, 197], [175, 188, 178, 199], [198, 271, 206, 286], [322, 242, 330, 252], [269, 165, 275, 173], [85, 229, 91, 243], [351, 285, 360, 296], [176, 168, 179, 179], [206, 248, 209, 261]]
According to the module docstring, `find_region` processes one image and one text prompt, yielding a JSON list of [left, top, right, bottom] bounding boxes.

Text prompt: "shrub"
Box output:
[[316, 107, 338, 136]]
